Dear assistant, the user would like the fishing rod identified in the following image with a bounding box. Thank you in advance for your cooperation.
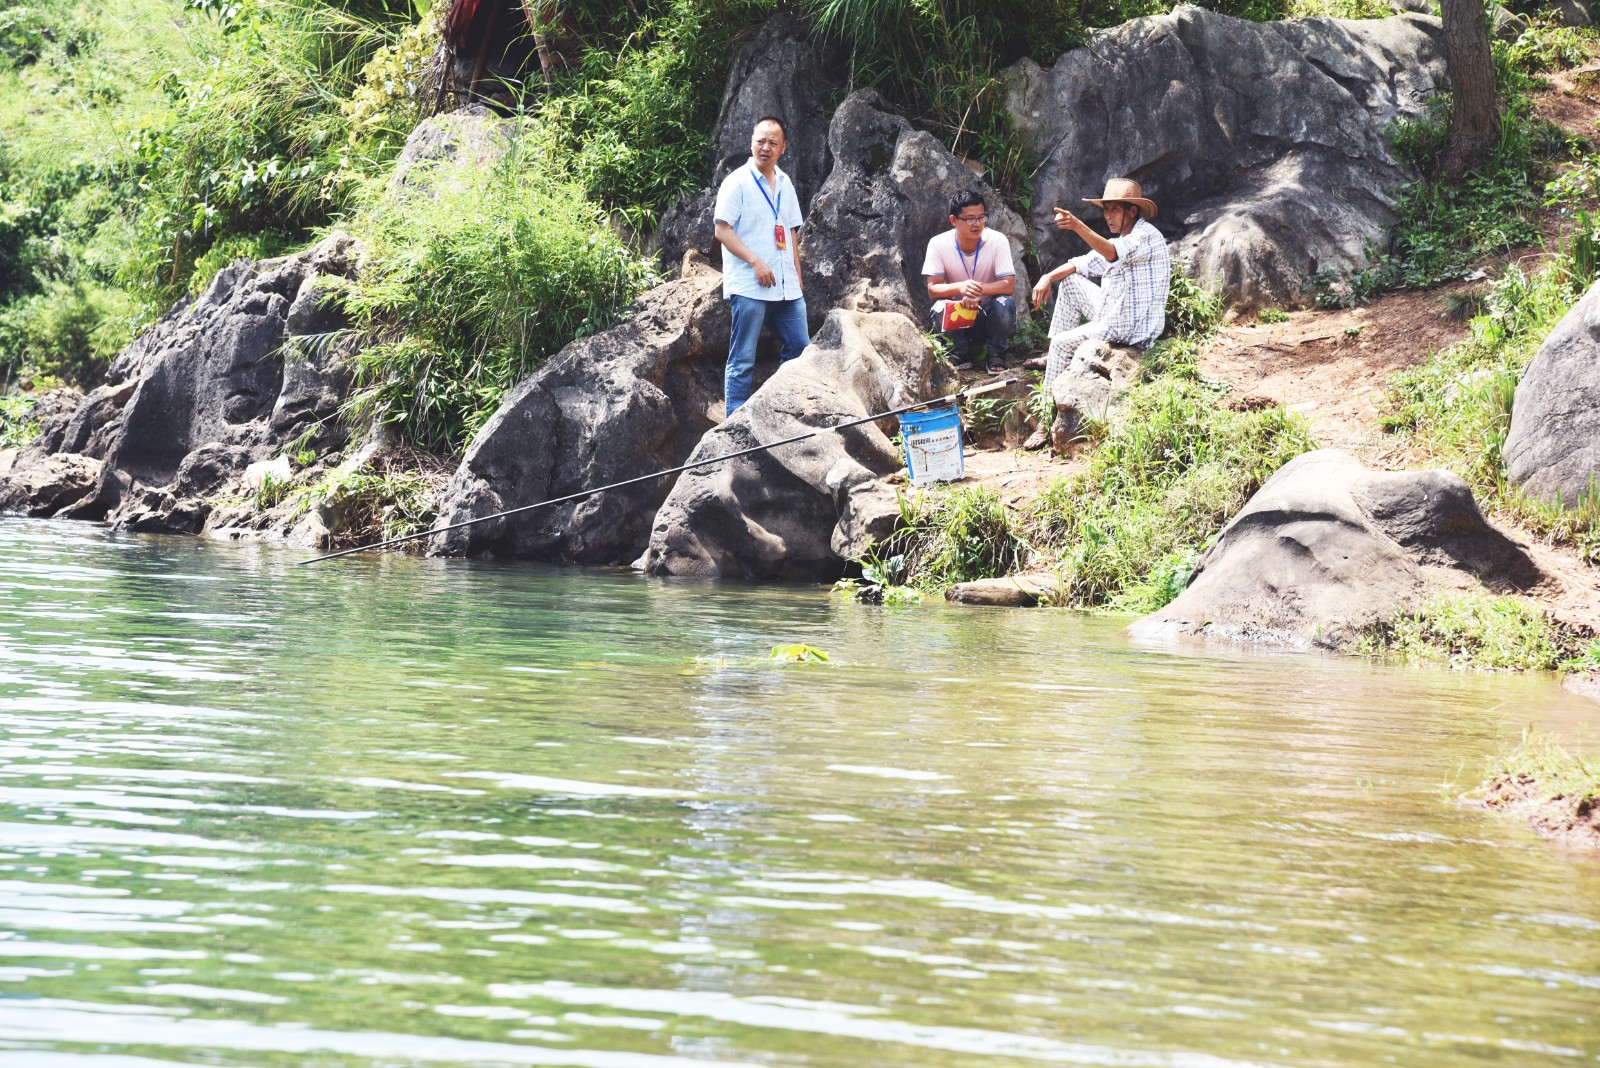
[298,377,1018,566]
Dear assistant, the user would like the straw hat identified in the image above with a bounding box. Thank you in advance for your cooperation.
[1084,178,1157,220]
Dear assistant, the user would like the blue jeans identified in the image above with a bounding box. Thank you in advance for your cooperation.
[726,293,810,415]
[930,295,1017,360]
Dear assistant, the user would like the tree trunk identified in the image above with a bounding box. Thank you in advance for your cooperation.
[1439,0,1500,176]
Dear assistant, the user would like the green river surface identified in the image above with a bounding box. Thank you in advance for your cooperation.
[1,517,1598,1068]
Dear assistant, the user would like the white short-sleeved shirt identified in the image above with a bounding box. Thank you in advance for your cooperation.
[714,163,805,302]
[921,230,1015,289]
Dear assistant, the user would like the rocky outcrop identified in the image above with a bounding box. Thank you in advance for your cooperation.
[427,262,730,563]
[1005,7,1445,308]
[1504,280,1600,510]
[1129,449,1543,649]
[655,14,843,271]
[0,233,362,533]
[800,91,1032,329]
[635,310,951,582]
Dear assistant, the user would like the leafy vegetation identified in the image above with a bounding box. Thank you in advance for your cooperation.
[1481,727,1600,803]
[0,394,40,448]
[1353,590,1578,671]
[340,135,661,453]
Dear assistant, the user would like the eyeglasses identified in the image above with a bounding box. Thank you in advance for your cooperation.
[957,214,987,223]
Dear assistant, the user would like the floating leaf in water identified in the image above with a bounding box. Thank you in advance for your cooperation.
[769,643,830,663]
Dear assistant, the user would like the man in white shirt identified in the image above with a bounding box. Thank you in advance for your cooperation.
[922,190,1017,374]
[1025,178,1171,397]
[713,116,809,415]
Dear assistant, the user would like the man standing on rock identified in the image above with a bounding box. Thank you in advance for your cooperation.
[1025,178,1171,396]
[714,116,809,416]
[923,190,1017,374]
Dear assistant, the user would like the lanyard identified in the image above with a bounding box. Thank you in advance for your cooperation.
[957,237,981,280]
[750,166,781,219]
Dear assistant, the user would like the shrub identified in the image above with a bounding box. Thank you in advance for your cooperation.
[341,136,661,453]
[871,485,1031,592]
[0,394,39,448]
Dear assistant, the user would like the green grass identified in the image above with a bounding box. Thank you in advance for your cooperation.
[339,134,661,454]
[0,394,40,449]
[1353,590,1576,671]
[861,373,1316,608]
[1482,727,1600,803]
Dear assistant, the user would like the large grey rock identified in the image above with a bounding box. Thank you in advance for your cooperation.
[0,233,362,532]
[428,264,729,564]
[636,310,952,582]
[1504,280,1600,509]
[1005,7,1445,308]
[800,90,1032,330]
[655,14,843,271]
[0,453,101,517]
[1130,449,1543,649]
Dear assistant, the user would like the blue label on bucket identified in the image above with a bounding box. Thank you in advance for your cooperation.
[900,403,964,486]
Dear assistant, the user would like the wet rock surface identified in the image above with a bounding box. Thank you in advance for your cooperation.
[1129,449,1544,649]
[1006,7,1444,308]
[1504,280,1600,510]
[635,310,952,582]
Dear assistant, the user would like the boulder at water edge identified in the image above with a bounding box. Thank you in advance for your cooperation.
[1129,449,1543,649]
[800,91,1032,329]
[654,14,843,272]
[635,310,951,582]
[0,233,361,534]
[1503,280,1600,510]
[428,263,729,564]
[1006,7,1444,308]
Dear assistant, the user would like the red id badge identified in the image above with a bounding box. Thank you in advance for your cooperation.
[774,224,787,250]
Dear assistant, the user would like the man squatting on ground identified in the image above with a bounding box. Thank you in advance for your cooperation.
[714,116,808,415]
[923,191,1018,374]
[1025,178,1171,393]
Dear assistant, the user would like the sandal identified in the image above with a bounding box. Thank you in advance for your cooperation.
[1022,426,1050,451]
[985,355,1007,374]
[1022,356,1048,371]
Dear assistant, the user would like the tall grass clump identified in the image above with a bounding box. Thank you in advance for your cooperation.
[1026,378,1316,611]
[1353,590,1573,671]
[341,138,661,454]
[1480,727,1600,803]
[866,485,1031,592]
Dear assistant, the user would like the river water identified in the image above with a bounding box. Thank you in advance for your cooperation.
[0,518,1597,1068]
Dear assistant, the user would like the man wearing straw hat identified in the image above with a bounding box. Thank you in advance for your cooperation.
[1023,178,1171,437]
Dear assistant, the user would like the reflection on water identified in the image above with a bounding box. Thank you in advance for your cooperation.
[0,517,1596,1068]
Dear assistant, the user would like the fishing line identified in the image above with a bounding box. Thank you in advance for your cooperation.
[298,377,1018,565]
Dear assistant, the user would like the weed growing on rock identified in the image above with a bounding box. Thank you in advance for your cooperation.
[1354,590,1576,671]
[871,485,1031,593]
